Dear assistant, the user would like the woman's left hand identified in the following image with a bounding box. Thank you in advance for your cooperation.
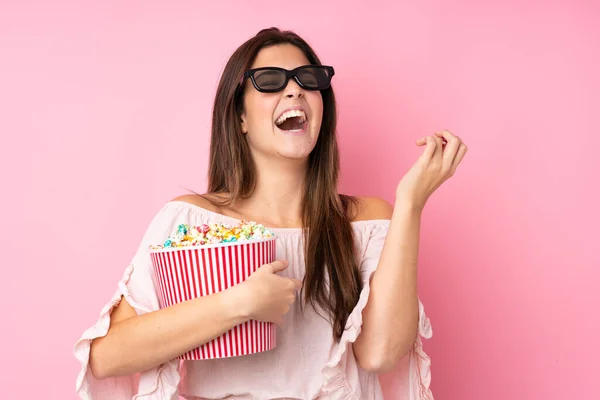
[395,130,468,211]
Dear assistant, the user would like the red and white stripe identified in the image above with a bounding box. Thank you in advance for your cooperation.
[150,239,277,360]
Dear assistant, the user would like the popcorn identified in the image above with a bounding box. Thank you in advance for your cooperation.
[150,221,275,249]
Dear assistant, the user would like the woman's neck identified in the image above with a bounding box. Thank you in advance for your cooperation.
[229,156,307,228]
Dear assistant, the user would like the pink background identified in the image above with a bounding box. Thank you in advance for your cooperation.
[1,1,598,399]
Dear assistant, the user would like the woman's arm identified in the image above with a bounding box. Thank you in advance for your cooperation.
[355,131,466,373]
[89,258,299,379]
[89,285,249,379]
[353,197,421,374]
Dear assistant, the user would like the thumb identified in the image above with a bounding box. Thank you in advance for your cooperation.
[265,260,289,273]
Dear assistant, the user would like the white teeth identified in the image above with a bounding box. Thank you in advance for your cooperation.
[275,109,306,125]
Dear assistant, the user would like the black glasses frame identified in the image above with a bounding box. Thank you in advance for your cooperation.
[241,65,335,93]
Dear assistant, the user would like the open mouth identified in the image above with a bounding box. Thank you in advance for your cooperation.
[275,109,308,132]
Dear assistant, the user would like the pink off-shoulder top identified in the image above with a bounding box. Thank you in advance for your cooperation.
[74,201,433,399]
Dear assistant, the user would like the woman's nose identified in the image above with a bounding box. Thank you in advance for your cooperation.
[283,78,304,98]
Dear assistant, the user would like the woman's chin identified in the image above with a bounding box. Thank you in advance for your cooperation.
[275,146,314,161]
[270,136,316,160]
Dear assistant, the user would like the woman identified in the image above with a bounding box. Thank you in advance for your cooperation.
[74,27,467,399]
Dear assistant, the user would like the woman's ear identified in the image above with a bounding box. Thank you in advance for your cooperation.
[240,112,248,134]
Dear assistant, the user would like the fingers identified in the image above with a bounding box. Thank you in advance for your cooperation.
[418,130,467,173]
[417,136,437,163]
[432,132,444,162]
[433,130,449,144]
[265,260,289,273]
[435,130,468,173]
[452,143,468,172]
[416,134,442,163]
[435,130,460,172]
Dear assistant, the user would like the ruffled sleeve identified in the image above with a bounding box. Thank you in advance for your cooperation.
[320,221,434,400]
[73,202,198,399]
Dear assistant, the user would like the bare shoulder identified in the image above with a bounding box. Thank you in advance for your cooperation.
[170,193,224,213]
[351,196,394,222]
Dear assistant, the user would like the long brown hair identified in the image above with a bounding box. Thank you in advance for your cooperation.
[207,27,360,340]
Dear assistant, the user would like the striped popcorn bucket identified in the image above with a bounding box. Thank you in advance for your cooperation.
[149,237,277,360]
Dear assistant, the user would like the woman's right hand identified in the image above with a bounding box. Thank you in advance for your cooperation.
[235,260,302,326]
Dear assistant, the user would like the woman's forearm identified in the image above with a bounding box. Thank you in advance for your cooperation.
[89,285,249,379]
[354,200,421,373]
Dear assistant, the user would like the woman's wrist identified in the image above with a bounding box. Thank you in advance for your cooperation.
[394,195,425,215]
[218,283,253,325]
